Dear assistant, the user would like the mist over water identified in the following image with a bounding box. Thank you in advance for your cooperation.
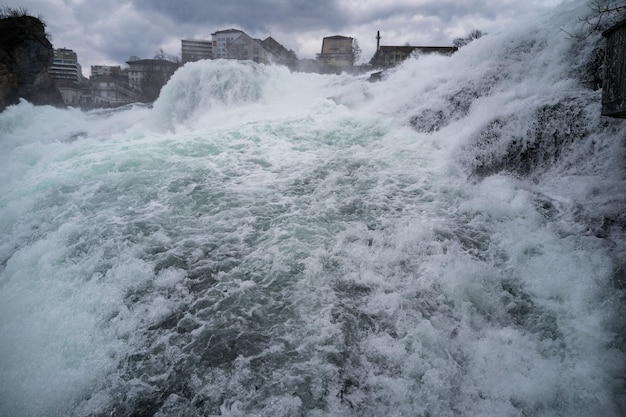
[1,2,625,416]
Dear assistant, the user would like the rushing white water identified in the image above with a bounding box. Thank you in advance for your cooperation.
[1,2,625,416]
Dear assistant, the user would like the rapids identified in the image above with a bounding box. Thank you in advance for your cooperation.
[1,2,625,416]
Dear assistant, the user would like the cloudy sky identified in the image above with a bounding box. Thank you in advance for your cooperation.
[7,0,564,76]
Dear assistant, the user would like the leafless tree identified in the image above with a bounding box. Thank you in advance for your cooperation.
[0,6,29,18]
[352,38,362,65]
[453,29,485,48]
[564,0,626,39]
[585,0,626,30]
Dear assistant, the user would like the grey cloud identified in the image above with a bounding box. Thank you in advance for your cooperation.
[131,0,346,33]
[3,0,563,73]
[346,1,497,27]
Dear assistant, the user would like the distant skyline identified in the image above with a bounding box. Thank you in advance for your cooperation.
[7,0,565,76]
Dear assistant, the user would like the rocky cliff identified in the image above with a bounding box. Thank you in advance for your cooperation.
[0,14,64,112]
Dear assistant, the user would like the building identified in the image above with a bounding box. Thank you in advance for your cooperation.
[602,18,626,118]
[181,39,213,63]
[211,29,244,59]
[126,58,180,102]
[126,58,179,91]
[227,33,270,63]
[370,45,457,68]
[55,82,86,106]
[226,34,296,66]
[317,35,354,72]
[294,58,322,73]
[261,36,297,67]
[207,29,297,67]
[91,65,122,77]
[49,48,89,106]
[89,65,136,107]
[50,48,83,84]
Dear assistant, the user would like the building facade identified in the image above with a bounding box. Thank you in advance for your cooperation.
[227,33,271,63]
[50,48,89,106]
[181,39,213,63]
[211,29,243,59]
[370,45,457,68]
[90,65,136,106]
[126,58,179,90]
[50,48,82,84]
[91,65,122,77]
[262,36,297,67]
[317,35,354,71]
[126,58,179,102]
[210,30,296,67]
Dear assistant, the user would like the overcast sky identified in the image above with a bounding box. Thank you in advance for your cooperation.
[7,0,564,76]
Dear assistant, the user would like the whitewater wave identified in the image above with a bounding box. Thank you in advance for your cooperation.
[0,1,625,416]
[149,59,354,132]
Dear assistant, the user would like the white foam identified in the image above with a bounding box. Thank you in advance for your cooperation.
[0,0,624,415]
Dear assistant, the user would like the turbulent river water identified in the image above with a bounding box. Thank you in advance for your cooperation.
[1,2,625,416]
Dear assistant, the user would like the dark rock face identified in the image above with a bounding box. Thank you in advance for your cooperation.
[0,15,64,112]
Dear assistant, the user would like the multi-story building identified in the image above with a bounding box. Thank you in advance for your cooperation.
[260,36,297,67]
[209,29,296,66]
[370,45,457,68]
[227,33,270,63]
[211,29,243,59]
[55,82,86,106]
[126,58,179,102]
[316,35,354,72]
[90,65,136,107]
[49,48,89,106]
[181,39,213,63]
[91,65,122,77]
[50,48,83,84]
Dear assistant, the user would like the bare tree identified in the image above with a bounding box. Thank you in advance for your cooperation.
[154,49,166,60]
[453,29,485,48]
[0,6,30,18]
[563,0,626,39]
[582,0,626,33]
[352,38,362,65]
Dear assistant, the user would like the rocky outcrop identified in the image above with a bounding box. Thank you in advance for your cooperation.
[0,14,64,112]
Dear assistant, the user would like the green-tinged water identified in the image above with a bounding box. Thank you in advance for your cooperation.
[1,6,626,415]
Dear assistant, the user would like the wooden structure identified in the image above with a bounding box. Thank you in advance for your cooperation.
[602,19,626,118]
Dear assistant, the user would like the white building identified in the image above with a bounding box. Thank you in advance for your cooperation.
[211,29,243,59]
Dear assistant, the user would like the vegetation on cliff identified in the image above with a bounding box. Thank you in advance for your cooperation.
[0,7,64,112]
